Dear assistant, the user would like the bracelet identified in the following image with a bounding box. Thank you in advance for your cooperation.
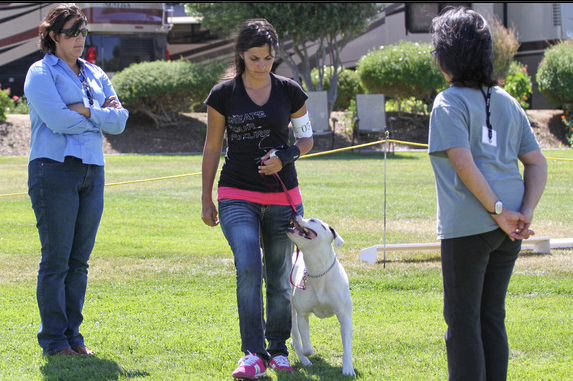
[275,146,301,166]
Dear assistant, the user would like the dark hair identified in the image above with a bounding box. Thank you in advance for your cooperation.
[430,7,497,88]
[223,19,279,80]
[38,3,87,54]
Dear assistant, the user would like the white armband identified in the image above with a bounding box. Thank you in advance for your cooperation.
[291,112,313,138]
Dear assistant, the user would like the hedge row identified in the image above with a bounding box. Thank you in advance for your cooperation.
[5,39,573,129]
[111,60,224,127]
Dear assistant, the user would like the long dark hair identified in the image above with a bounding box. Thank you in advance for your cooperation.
[39,3,87,54]
[223,19,279,80]
[430,7,497,88]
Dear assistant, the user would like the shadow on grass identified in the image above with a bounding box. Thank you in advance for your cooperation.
[377,253,442,265]
[41,355,149,381]
[275,356,358,380]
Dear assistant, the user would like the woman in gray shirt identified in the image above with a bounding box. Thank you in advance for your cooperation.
[428,7,547,381]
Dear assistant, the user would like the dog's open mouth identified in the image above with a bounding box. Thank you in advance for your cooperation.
[288,219,317,240]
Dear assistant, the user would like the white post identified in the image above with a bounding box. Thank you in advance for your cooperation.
[383,130,389,268]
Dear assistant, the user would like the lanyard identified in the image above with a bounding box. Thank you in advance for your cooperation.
[479,86,493,141]
[79,67,94,107]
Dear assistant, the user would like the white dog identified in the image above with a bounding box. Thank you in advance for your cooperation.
[287,215,355,376]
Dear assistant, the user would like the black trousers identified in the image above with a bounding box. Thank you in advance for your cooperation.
[441,228,521,381]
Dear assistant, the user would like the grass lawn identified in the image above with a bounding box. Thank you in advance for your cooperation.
[1,149,572,380]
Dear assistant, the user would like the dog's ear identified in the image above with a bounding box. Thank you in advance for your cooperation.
[329,226,344,248]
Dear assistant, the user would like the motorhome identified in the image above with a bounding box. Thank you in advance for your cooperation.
[0,2,172,96]
[360,3,573,109]
[278,3,573,110]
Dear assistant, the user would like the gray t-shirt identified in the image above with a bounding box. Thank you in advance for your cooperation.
[428,85,540,239]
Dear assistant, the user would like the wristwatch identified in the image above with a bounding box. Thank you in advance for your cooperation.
[489,200,503,215]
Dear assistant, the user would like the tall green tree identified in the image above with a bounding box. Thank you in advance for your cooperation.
[186,3,382,113]
[489,16,520,82]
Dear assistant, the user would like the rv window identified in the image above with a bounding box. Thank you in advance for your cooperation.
[406,3,471,34]
[168,23,218,44]
[83,34,167,73]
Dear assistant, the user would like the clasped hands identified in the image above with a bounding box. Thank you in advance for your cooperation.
[492,208,535,241]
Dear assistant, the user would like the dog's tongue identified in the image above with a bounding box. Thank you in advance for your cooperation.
[306,228,317,239]
[299,226,316,239]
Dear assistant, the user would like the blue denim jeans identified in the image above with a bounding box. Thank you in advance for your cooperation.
[28,157,104,354]
[441,228,521,381]
[219,199,302,362]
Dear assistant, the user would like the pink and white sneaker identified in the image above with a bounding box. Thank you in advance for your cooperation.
[269,355,295,372]
[232,352,266,379]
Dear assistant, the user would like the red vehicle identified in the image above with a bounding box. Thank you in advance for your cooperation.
[0,2,172,96]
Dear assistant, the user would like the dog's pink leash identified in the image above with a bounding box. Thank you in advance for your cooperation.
[291,248,306,290]
[261,156,306,290]
[264,156,336,289]
[261,156,298,214]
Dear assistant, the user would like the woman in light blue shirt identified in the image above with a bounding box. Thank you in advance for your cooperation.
[24,3,128,356]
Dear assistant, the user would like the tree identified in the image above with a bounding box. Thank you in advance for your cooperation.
[489,16,520,82]
[186,3,383,113]
[310,66,365,111]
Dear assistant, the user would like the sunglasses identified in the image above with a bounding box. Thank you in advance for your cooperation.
[60,27,89,38]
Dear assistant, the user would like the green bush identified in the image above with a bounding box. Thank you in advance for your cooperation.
[0,92,34,118]
[111,60,224,127]
[386,97,429,114]
[8,95,29,114]
[502,61,532,109]
[310,66,365,111]
[356,41,447,111]
[0,87,11,123]
[537,39,573,112]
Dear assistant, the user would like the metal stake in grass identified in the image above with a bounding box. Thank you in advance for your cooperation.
[383,129,389,268]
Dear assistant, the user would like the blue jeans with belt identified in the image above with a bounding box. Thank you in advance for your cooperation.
[441,228,521,381]
[28,157,104,354]
[218,199,302,362]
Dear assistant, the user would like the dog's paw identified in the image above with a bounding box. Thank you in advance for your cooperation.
[342,365,356,376]
[299,357,312,367]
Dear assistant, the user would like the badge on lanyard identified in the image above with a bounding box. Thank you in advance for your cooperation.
[482,125,497,146]
[480,87,496,147]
